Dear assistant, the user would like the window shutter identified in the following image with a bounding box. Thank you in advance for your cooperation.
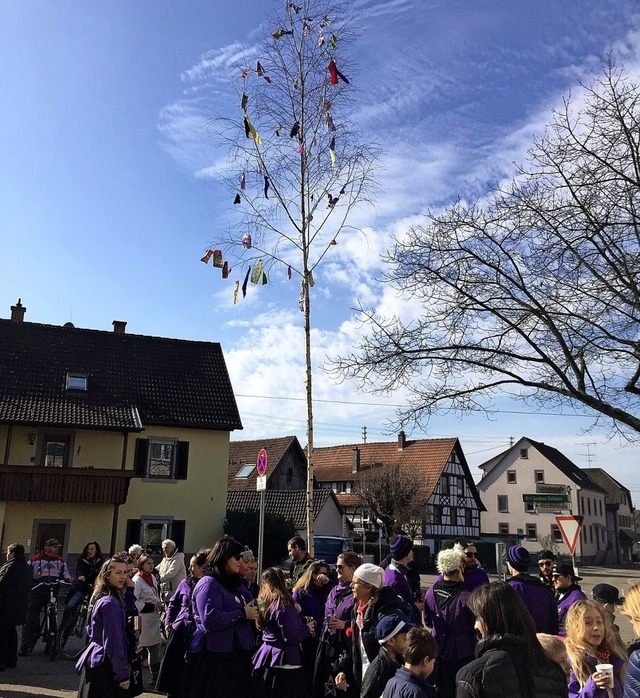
[171,520,186,552]
[175,442,189,480]
[125,519,142,549]
[134,439,148,477]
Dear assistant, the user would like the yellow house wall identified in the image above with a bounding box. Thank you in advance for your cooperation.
[0,501,114,555]
[117,426,229,553]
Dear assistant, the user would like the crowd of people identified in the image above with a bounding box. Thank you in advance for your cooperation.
[2,534,640,697]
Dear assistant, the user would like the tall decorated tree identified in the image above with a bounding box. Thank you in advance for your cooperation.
[202,0,377,553]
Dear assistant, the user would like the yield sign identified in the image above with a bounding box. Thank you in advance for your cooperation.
[555,515,584,555]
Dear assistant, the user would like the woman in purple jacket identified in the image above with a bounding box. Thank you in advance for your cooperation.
[254,567,314,698]
[76,555,131,697]
[190,537,259,698]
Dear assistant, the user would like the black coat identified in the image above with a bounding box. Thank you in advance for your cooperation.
[455,634,568,698]
[0,557,33,625]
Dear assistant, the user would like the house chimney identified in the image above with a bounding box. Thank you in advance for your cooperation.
[352,447,360,473]
[11,299,26,322]
[398,430,406,451]
[112,320,127,334]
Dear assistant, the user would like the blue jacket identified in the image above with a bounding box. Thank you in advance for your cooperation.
[192,575,254,653]
[383,666,436,698]
[623,642,640,698]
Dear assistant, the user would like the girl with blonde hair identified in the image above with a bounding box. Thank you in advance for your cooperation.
[564,599,627,698]
[621,583,640,697]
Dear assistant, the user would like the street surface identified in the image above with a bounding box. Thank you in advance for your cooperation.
[2,565,639,698]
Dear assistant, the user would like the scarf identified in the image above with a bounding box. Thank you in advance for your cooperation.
[140,571,155,588]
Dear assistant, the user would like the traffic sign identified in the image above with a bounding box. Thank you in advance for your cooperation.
[535,503,570,512]
[256,475,267,491]
[555,515,584,555]
[256,448,268,476]
[536,484,568,494]
[522,494,569,504]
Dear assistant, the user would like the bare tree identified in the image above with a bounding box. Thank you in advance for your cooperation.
[354,465,426,538]
[331,64,640,439]
[209,0,377,554]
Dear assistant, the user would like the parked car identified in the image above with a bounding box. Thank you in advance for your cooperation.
[313,536,353,565]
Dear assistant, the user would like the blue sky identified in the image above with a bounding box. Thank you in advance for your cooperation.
[2,0,639,500]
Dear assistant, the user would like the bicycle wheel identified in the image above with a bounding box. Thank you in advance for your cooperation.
[59,612,88,660]
[46,606,58,661]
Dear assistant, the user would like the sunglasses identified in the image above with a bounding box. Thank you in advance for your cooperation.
[539,561,554,566]
[465,552,477,557]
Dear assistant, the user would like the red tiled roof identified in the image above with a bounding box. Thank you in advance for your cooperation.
[228,436,303,491]
[313,437,459,500]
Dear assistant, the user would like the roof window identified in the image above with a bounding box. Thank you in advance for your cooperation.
[66,373,88,391]
[235,464,255,478]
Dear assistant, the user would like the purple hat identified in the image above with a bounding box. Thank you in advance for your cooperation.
[390,535,413,560]
[506,545,531,572]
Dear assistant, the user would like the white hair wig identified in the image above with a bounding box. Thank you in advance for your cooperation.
[437,543,465,575]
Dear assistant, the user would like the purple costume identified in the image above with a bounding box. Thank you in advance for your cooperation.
[434,566,489,593]
[507,574,559,634]
[191,575,254,653]
[384,563,416,616]
[253,602,311,668]
[293,586,327,635]
[320,580,355,639]
[166,577,191,632]
[568,652,625,698]
[76,594,129,683]
[557,585,588,636]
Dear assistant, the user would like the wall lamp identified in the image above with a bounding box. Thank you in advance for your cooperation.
[28,433,37,446]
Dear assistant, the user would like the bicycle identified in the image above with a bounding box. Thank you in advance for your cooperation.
[59,593,90,660]
[34,581,68,661]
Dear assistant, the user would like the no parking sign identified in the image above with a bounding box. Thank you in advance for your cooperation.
[256,448,268,476]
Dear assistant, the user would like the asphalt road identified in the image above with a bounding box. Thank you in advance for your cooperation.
[2,565,639,698]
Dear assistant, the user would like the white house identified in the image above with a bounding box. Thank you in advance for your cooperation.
[477,437,607,562]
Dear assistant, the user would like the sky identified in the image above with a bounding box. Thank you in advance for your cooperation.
[2,0,639,501]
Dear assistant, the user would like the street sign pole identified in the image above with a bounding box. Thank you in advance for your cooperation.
[256,449,268,576]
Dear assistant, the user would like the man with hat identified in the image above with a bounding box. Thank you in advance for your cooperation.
[460,542,489,592]
[536,549,557,588]
[384,535,422,622]
[553,562,586,635]
[505,545,559,634]
[592,583,623,636]
[361,612,415,698]
[18,538,73,656]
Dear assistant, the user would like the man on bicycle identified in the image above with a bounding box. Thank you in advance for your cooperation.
[18,539,73,656]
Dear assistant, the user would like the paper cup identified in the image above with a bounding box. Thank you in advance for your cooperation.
[595,663,614,683]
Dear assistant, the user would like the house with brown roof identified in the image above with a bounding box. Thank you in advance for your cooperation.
[583,468,638,564]
[0,300,242,557]
[228,436,307,492]
[313,432,485,546]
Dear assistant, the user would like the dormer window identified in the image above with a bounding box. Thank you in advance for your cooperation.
[66,373,88,391]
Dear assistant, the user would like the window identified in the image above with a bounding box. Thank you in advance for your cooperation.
[580,497,584,514]
[432,506,442,525]
[499,522,509,535]
[134,438,189,481]
[525,501,535,513]
[599,499,603,517]
[520,448,529,459]
[40,433,71,467]
[587,498,592,516]
[66,373,88,390]
[498,495,509,513]
[456,476,465,494]
[534,470,545,484]
[507,470,517,484]
[465,509,473,527]
[126,517,185,556]
[441,477,450,495]
[526,524,537,539]
[589,525,593,544]
[450,508,458,526]
[551,524,562,543]
[235,464,255,478]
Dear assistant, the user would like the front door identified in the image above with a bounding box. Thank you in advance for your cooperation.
[34,522,67,554]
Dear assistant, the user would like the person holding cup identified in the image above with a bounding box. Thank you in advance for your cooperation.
[253,567,314,698]
[564,599,627,697]
[621,583,640,698]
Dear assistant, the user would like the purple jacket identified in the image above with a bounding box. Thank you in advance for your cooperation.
[385,563,414,609]
[557,585,588,635]
[252,602,311,668]
[293,586,327,636]
[320,580,355,641]
[434,566,489,593]
[423,580,476,661]
[507,574,559,634]
[568,652,625,698]
[166,577,192,632]
[192,575,254,653]
[76,594,129,683]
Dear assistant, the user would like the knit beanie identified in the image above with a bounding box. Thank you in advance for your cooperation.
[354,563,385,590]
[390,535,413,560]
[506,545,531,573]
